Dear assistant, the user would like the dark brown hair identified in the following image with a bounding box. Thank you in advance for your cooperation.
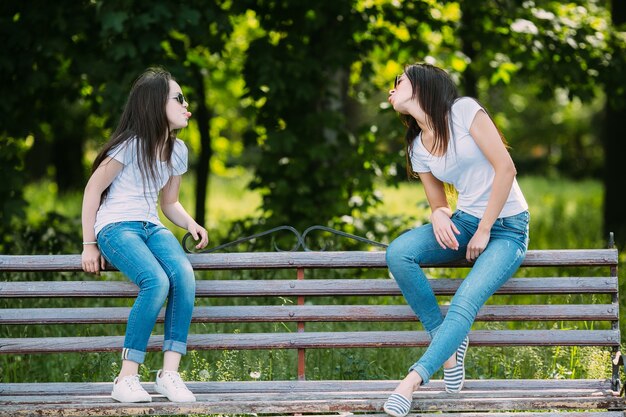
[400,63,507,178]
[92,67,177,199]
[400,63,459,178]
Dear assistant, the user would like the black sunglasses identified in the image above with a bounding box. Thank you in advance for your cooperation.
[394,74,402,89]
[171,92,187,105]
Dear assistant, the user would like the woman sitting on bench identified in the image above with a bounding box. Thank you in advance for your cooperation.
[383,63,530,417]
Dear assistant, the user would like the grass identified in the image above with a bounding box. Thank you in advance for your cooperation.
[25,171,605,248]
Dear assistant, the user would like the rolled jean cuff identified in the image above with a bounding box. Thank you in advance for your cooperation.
[122,347,146,364]
[408,363,430,385]
[163,339,187,356]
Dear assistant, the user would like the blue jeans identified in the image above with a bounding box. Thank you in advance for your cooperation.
[97,221,196,364]
[385,210,529,384]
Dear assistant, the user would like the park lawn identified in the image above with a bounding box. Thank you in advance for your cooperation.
[24,171,604,250]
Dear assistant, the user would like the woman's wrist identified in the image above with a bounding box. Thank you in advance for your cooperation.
[431,207,451,218]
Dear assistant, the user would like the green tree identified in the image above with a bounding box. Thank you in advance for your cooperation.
[457,0,624,248]
[0,1,234,228]
[235,0,437,229]
[602,0,626,249]
[434,0,620,245]
[0,1,96,193]
[88,0,233,225]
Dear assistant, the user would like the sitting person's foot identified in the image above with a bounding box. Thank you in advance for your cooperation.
[443,335,469,393]
[383,372,420,417]
[111,374,152,403]
[155,369,197,402]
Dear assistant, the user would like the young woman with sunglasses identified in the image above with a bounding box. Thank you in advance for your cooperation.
[81,68,208,403]
[382,63,529,417]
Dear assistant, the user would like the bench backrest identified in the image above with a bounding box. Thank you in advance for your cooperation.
[0,249,619,381]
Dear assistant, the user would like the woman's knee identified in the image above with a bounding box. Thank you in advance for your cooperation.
[447,294,481,325]
[386,236,427,269]
[136,271,170,304]
[386,238,409,268]
[170,260,196,294]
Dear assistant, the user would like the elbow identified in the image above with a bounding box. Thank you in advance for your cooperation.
[84,180,102,200]
[497,161,517,179]
[160,200,176,213]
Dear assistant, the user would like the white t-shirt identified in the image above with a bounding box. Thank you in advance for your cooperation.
[94,137,188,236]
[410,97,528,218]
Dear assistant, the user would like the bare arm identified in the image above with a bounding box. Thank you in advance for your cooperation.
[419,171,461,250]
[160,176,209,250]
[466,109,518,260]
[81,158,123,274]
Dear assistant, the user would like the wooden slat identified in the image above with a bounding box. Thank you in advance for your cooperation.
[0,330,619,354]
[1,389,616,403]
[0,392,623,416]
[277,414,625,417]
[1,409,622,417]
[0,304,618,324]
[1,380,622,416]
[0,277,618,298]
[0,248,618,271]
[0,390,618,403]
[0,378,614,395]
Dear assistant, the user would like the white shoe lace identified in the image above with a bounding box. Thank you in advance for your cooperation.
[162,371,189,391]
[122,375,144,392]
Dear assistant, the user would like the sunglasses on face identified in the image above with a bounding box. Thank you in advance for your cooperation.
[171,92,187,105]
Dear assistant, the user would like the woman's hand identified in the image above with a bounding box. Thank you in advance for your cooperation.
[430,208,461,250]
[81,245,106,275]
[466,228,490,262]
[187,222,209,250]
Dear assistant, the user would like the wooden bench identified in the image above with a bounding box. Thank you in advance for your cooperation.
[0,237,623,417]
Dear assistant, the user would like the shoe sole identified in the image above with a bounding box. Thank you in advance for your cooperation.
[111,392,152,403]
[383,404,408,417]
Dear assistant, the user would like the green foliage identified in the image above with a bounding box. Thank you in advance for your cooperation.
[236,1,371,228]
[0,137,27,235]
[6,212,81,255]
[2,0,625,235]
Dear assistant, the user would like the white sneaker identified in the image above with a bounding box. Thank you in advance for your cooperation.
[155,369,197,402]
[111,374,152,403]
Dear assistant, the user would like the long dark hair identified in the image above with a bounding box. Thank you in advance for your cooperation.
[92,67,176,199]
[401,63,507,178]
[401,63,459,178]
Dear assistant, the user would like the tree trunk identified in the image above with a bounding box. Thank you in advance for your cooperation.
[603,0,626,250]
[26,103,86,192]
[459,0,478,98]
[192,66,213,226]
[53,118,85,192]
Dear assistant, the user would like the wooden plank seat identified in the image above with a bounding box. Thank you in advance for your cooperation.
[0,380,623,416]
[0,248,623,417]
